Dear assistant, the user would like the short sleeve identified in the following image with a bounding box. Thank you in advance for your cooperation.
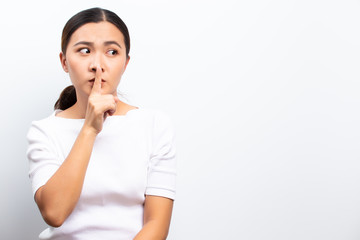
[26,121,61,197]
[145,111,177,200]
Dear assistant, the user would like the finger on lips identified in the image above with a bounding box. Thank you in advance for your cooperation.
[88,67,120,119]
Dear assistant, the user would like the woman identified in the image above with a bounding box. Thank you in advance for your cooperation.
[26,7,176,240]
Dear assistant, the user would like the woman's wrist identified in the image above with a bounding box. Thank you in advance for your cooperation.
[80,124,99,138]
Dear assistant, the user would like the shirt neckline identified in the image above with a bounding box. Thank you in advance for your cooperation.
[52,107,140,120]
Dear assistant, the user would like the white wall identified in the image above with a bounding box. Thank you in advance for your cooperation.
[1,0,360,239]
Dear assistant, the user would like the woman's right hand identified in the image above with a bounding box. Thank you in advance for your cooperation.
[83,66,118,135]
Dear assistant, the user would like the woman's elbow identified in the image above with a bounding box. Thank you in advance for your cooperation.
[35,187,67,227]
[41,208,66,228]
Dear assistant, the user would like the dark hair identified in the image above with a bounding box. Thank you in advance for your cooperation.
[54,7,130,110]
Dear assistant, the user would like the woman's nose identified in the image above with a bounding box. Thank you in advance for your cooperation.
[89,55,104,73]
[90,65,104,73]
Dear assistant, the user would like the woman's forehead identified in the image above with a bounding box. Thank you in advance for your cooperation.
[69,21,125,44]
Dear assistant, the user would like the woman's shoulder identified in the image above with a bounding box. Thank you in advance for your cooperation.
[27,111,60,140]
[29,109,83,134]
[116,101,169,119]
[134,106,172,120]
[113,101,137,116]
[140,107,174,130]
[31,111,58,125]
[120,105,174,131]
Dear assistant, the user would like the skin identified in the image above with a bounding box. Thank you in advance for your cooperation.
[35,21,173,240]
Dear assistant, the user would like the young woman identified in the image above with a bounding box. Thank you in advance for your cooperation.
[26,7,176,240]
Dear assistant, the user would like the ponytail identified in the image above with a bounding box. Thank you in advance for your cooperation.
[54,85,77,110]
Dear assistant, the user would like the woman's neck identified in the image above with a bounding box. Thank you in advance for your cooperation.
[72,101,88,119]
[57,97,136,119]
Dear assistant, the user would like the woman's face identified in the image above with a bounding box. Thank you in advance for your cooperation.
[60,21,129,97]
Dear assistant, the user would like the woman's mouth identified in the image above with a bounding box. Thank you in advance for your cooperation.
[88,79,106,88]
[89,78,106,82]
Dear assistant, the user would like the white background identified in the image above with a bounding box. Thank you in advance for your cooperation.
[1,0,360,239]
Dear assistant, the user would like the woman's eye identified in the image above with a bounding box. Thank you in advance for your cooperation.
[79,48,90,54]
[107,50,118,56]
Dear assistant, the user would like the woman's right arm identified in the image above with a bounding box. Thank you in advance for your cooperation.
[35,126,97,227]
[35,67,117,227]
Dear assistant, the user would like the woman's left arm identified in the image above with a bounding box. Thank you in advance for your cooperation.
[133,195,174,240]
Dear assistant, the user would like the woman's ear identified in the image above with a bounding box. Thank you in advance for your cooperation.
[124,55,130,71]
[59,52,69,72]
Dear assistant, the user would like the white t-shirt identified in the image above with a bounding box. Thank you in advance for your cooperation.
[26,108,176,240]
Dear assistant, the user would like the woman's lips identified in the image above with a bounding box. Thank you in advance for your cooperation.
[89,78,106,82]
[89,79,106,87]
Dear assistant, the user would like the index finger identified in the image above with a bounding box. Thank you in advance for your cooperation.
[91,66,102,94]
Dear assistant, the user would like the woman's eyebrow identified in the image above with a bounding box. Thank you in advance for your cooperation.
[104,41,122,48]
[73,41,93,47]
[73,41,121,48]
